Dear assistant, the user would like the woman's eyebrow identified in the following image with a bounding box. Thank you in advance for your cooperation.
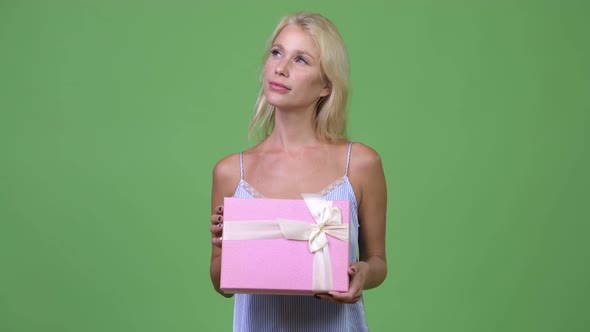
[272,43,316,60]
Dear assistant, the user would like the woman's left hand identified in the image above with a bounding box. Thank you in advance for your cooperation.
[315,261,368,304]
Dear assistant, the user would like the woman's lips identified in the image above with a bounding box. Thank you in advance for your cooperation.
[269,81,290,92]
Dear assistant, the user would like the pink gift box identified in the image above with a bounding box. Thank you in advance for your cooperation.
[220,196,350,295]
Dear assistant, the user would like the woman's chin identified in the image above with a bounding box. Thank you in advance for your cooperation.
[264,96,288,109]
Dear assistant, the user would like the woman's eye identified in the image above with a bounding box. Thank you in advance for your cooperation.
[271,49,281,56]
[295,57,308,64]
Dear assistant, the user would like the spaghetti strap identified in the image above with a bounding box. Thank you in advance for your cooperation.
[239,152,244,180]
[345,142,353,176]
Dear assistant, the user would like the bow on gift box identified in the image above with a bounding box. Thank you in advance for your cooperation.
[223,194,350,291]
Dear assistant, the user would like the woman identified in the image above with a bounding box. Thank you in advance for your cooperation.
[209,12,387,331]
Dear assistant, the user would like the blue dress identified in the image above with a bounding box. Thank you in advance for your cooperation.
[231,143,370,331]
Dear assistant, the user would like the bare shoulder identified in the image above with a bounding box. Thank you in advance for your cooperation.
[213,153,240,179]
[350,142,384,172]
[348,142,386,205]
[212,153,241,198]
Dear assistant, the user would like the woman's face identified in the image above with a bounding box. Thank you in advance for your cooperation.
[263,24,331,112]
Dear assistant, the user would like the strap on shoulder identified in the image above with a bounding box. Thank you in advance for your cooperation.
[345,142,353,176]
[239,152,244,180]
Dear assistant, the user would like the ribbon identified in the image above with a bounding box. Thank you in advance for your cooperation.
[223,194,349,291]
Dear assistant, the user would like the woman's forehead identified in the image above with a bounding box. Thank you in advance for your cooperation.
[273,24,320,57]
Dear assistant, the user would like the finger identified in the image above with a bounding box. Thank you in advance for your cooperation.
[316,293,359,304]
[328,293,360,304]
[328,291,354,303]
[329,280,363,303]
[211,236,223,248]
[210,223,223,236]
[336,284,363,301]
[214,205,224,215]
[210,214,223,224]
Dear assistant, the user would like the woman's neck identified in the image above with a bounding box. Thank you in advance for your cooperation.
[265,106,321,152]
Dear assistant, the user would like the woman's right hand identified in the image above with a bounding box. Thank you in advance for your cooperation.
[210,205,224,248]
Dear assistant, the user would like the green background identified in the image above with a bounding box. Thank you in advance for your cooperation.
[1,0,589,331]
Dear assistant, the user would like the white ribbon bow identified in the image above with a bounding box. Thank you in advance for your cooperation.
[223,194,349,291]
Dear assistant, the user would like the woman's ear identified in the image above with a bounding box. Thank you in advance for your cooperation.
[320,82,332,97]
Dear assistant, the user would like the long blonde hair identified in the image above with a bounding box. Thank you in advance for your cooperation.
[248,12,350,141]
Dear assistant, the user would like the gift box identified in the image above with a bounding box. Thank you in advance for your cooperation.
[220,194,350,295]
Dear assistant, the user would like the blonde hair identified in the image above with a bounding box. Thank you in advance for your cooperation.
[248,12,350,141]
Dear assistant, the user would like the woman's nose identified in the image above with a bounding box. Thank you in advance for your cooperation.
[274,59,289,77]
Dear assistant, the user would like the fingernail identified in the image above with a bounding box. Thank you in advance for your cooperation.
[217,216,222,222]
[218,206,222,212]
[217,223,222,228]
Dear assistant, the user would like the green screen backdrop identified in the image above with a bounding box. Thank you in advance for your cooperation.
[1,1,588,331]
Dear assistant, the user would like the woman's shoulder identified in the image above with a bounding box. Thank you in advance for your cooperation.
[351,142,382,162]
[213,141,264,175]
[349,142,384,173]
[348,142,386,205]
[212,152,241,182]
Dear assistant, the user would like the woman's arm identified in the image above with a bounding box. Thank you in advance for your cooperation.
[321,143,388,303]
[210,154,240,297]
[356,143,388,290]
